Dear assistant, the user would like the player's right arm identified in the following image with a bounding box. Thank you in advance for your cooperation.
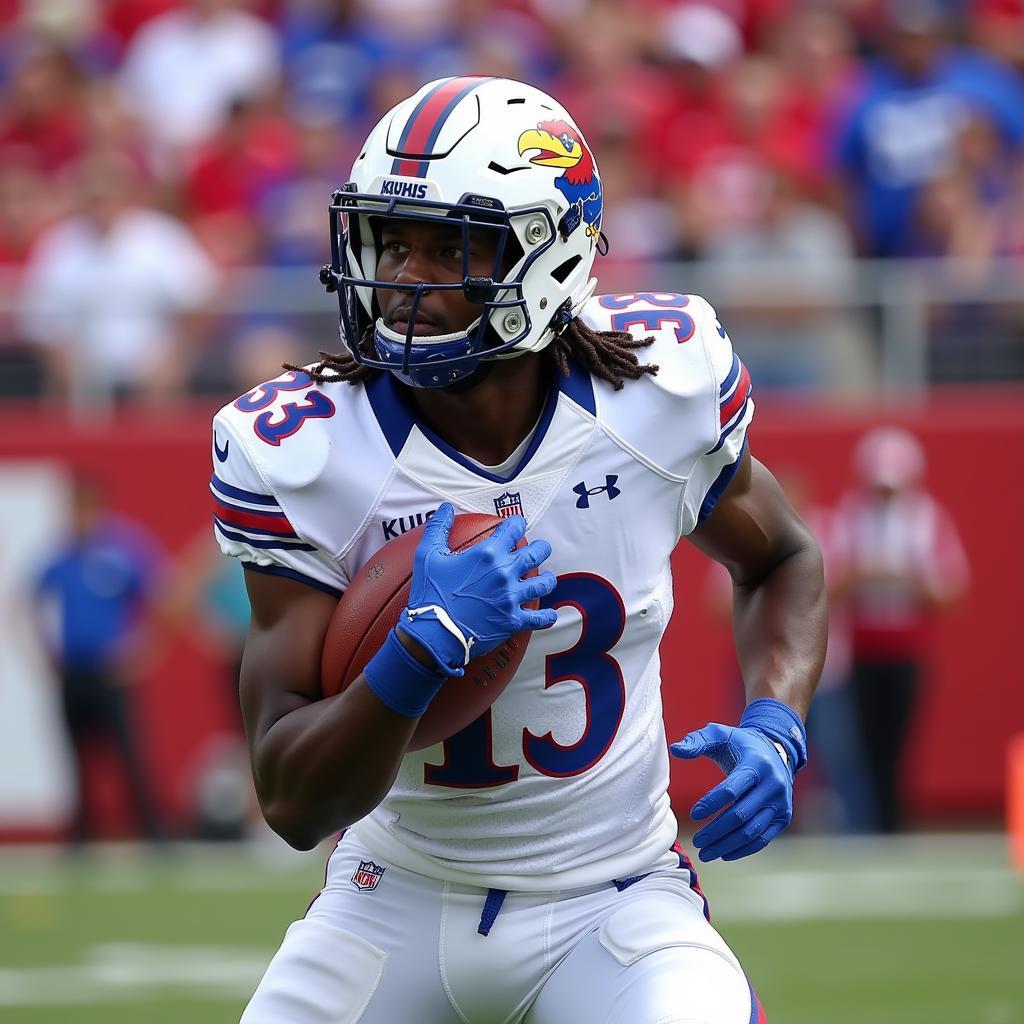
[237,503,556,851]
[213,397,434,847]
[239,569,423,851]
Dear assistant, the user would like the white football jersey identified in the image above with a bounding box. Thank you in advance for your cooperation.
[212,292,753,891]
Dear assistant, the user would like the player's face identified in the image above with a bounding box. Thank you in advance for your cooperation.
[375,220,501,336]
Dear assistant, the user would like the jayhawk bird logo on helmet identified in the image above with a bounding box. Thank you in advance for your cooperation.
[518,120,603,239]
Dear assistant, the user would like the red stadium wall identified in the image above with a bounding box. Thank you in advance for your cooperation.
[663,390,1024,826]
[0,392,1019,838]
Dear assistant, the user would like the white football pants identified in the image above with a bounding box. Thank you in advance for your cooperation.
[240,835,765,1024]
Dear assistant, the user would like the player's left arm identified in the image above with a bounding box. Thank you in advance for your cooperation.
[673,448,827,861]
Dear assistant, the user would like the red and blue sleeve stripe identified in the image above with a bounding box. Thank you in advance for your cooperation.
[709,353,752,454]
[211,473,280,508]
[391,76,495,177]
[212,495,296,537]
[210,473,312,551]
[215,521,315,552]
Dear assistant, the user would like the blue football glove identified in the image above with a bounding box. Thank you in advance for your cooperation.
[397,501,558,676]
[670,698,808,862]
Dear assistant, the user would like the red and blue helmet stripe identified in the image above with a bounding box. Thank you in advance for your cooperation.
[391,76,495,177]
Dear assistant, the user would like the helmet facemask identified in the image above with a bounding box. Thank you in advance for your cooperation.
[325,187,556,389]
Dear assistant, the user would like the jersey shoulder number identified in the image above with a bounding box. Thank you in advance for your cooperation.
[581,291,753,533]
[232,369,336,447]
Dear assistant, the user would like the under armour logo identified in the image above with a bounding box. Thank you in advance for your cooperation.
[573,475,621,509]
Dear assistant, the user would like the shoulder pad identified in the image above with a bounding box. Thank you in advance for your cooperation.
[578,292,753,532]
[212,368,396,589]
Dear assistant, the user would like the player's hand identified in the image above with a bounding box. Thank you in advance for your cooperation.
[398,502,558,675]
[670,722,795,862]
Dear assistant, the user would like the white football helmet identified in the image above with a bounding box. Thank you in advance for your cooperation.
[320,76,604,388]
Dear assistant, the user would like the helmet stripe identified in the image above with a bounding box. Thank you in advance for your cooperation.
[391,76,494,177]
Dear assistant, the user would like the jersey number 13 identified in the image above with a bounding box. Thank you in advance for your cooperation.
[423,573,626,788]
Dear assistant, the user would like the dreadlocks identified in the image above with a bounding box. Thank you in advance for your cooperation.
[286,319,659,391]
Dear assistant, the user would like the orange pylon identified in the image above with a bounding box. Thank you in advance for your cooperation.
[1009,735,1024,871]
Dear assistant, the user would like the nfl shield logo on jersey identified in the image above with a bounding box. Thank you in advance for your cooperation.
[494,491,524,518]
[351,860,386,891]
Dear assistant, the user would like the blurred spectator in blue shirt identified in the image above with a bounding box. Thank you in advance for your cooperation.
[33,474,167,845]
[279,0,378,129]
[279,0,470,132]
[911,112,1024,380]
[833,0,1024,256]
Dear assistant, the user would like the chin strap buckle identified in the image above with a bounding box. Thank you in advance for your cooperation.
[551,300,574,334]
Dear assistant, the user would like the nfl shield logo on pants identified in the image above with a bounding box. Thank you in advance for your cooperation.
[494,491,524,518]
[351,860,386,891]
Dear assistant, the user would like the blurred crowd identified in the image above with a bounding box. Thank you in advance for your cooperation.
[1,0,1023,402]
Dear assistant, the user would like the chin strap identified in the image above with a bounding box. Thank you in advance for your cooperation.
[374,318,480,348]
[544,277,600,342]
[571,277,598,318]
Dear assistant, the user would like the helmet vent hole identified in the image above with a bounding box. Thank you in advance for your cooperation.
[550,255,582,284]
[488,161,526,175]
[507,98,526,105]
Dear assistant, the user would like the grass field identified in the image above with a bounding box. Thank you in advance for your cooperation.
[0,833,1020,1023]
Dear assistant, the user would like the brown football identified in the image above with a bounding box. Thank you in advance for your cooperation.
[320,513,534,751]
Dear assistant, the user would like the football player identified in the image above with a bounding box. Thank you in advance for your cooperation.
[214,77,826,1023]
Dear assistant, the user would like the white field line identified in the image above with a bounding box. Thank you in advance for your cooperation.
[704,869,1023,921]
[0,869,1019,930]
[0,943,269,1005]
